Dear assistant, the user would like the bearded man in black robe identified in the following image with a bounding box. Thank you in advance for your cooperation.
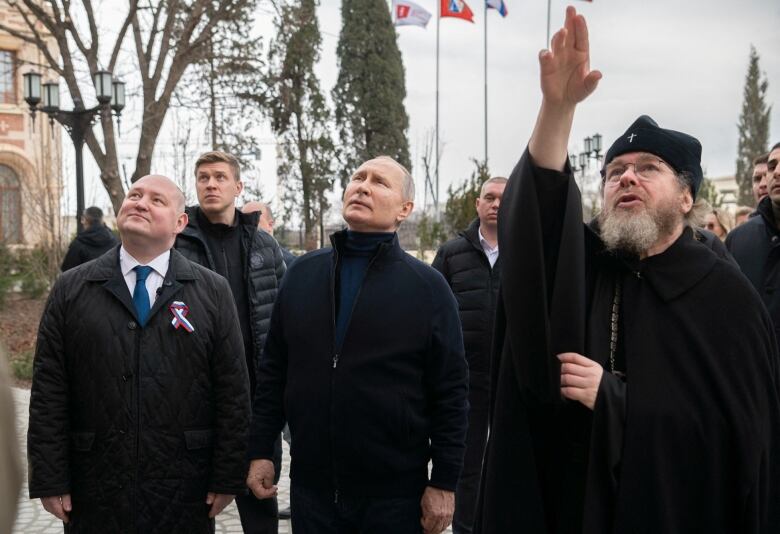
[476,7,780,534]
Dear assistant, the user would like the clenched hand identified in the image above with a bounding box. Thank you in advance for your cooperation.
[420,486,454,534]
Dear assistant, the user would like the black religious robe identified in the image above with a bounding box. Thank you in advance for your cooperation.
[475,150,780,533]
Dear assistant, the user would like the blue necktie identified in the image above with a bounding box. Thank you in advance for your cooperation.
[133,265,153,327]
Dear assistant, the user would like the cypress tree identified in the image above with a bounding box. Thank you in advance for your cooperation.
[735,46,771,207]
[268,0,335,250]
[333,0,411,187]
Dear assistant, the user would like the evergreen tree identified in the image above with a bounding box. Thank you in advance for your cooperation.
[177,1,266,164]
[333,0,410,187]
[268,0,335,250]
[443,159,490,237]
[735,46,771,207]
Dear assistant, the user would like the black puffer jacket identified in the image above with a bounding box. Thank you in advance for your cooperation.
[175,207,285,385]
[432,219,500,380]
[726,196,780,339]
[28,247,250,533]
[61,224,118,271]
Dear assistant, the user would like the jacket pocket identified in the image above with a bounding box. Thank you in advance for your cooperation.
[69,431,96,451]
[184,429,215,450]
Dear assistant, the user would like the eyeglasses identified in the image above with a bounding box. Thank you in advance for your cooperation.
[603,156,675,184]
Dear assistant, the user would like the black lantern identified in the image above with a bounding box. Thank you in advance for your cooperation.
[93,70,112,105]
[23,71,42,107]
[42,81,59,112]
[111,79,125,114]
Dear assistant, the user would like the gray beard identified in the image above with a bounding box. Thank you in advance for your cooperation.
[598,202,681,256]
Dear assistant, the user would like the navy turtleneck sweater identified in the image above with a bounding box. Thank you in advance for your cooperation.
[335,230,395,350]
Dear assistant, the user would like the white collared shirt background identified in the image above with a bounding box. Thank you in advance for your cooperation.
[120,246,170,306]
[478,228,499,268]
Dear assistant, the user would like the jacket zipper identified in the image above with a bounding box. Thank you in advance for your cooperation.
[329,249,340,504]
[329,243,386,503]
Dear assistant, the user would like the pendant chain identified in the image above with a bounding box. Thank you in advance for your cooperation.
[609,278,622,374]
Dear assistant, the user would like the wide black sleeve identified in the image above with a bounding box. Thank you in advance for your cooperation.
[425,276,469,491]
[497,148,587,402]
[582,372,626,527]
[247,287,288,460]
[28,279,71,498]
[209,276,252,494]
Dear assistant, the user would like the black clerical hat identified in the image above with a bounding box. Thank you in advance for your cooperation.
[602,115,704,198]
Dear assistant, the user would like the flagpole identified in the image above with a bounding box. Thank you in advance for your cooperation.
[546,0,551,46]
[484,1,488,166]
[435,0,440,212]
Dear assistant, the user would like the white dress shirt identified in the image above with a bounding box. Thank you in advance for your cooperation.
[478,228,499,268]
[120,246,170,306]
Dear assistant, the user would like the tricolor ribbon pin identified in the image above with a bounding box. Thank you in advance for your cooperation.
[169,301,195,332]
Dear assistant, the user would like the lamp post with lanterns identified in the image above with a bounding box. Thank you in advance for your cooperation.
[22,70,125,233]
[569,132,603,178]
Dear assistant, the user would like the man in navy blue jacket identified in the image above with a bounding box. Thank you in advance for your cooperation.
[246,156,469,534]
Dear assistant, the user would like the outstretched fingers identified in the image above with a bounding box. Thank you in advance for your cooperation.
[572,10,590,53]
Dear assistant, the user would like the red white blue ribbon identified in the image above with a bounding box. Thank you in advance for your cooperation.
[169,301,194,332]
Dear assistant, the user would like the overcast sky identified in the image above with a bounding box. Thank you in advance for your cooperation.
[75,0,779,216]
[312,0,780,199]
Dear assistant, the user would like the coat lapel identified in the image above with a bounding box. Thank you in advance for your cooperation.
[86,246,199,326]
[148,249,197,324]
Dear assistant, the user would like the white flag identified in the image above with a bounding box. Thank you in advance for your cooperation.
[392,0,433,28]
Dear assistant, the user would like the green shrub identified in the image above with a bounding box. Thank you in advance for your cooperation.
[11,350,34,381]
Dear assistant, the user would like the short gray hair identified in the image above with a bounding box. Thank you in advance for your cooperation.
[376,155,415,202]
[480,176,508,196]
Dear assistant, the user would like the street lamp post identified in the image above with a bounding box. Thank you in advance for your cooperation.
[22,70,125,233]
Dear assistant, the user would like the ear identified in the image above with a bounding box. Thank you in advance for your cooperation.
[475,197,480,210]
[236,180,244,197]
[174,212,189,235]
[681,189,694,215]
[395,200,414,225]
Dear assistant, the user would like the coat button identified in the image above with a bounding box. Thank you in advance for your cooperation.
[128,321,137,330]
[773,236,779,242]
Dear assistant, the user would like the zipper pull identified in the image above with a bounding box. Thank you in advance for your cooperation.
[334,489,339,504]
[333,354,339,369]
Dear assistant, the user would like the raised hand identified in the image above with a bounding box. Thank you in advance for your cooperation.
[540,5,602,107]
[529,6,602,170]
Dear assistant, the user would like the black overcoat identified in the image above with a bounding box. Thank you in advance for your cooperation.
[476,151,780,533]
[28,247,251,534]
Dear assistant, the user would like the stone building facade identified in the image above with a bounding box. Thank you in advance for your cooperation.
[0,9,61,249]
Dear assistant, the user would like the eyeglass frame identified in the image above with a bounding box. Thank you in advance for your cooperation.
[600,154,677,185]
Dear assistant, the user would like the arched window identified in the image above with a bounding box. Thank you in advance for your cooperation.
[0,164,21,243]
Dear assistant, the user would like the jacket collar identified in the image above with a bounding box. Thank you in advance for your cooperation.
[635,227,717,302]
[461,218,483,251]
[330,228,405,263]
[183,205,258,235]
[756,196,780,234]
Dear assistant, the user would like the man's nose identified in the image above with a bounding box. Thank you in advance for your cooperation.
[618,168,639,187]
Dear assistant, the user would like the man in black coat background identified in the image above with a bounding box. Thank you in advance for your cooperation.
[174,151,286,534]
[28,175,251,533]
[60,206,118,271]
[476,7,780,534]
[432,176,505,534]
[246,156,469,534]
[727,142,780,340]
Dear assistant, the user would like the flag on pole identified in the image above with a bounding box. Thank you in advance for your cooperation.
[441,0,475,22]
[393,0,433,27]
[486,0,508,16]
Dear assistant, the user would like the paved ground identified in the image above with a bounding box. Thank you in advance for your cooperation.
[11,388,453,533]
[11,387,291,534]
